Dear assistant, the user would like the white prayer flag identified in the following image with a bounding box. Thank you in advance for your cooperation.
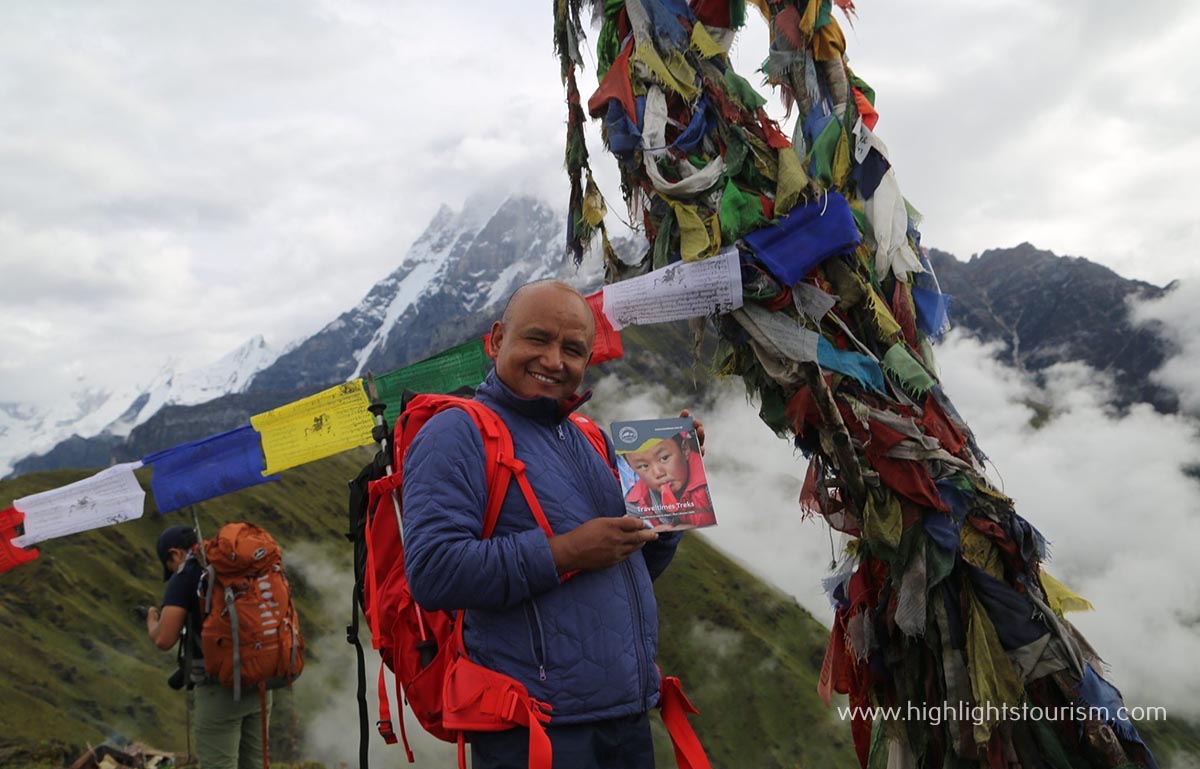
[13,462,146,547]
[602,248,743,330]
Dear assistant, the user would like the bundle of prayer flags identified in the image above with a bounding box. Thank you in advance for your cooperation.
[559,0,1156,766]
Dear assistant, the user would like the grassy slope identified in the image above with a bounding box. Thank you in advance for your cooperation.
[1,458,1196,769]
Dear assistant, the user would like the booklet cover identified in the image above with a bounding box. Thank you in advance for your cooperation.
[610,417,717,531]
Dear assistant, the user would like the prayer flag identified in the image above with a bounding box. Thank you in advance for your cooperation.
[13,462,146,547]
[143,425,279,513]
[0,507,38,575]
[742,191,860,285]
[375,339,493,427]
[585,290,625,366]
[251,381,376,475]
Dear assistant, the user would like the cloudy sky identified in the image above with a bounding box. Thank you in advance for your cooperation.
[1,0,1198,411]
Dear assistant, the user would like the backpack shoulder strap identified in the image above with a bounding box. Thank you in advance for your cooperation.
[401,396,553,542]
[568,413,618,480]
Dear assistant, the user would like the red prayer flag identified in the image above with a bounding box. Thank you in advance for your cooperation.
[853,87,879,131]
[585,290,625,365]
[587,40,637,121]
[0,507,39,576]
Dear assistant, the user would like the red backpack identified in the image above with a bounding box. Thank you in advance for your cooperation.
[345,393,711,769]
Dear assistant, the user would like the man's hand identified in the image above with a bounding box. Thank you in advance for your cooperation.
[680,409,705,455]
[550,516,658,574]
[145,605,160,633]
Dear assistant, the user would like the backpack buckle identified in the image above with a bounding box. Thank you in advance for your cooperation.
[501,691,521,722]
[377,719,398,745]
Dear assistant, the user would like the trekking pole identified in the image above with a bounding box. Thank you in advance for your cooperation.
[364,374,436,667]
[189,507,208,568]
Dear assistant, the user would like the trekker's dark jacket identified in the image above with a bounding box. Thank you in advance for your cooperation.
[401,371,680,724]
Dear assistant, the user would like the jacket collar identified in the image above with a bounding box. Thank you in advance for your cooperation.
[477,369,593,424]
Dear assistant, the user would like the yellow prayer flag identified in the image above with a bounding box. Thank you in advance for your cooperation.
[582,174,607,228]
[1040,570,1095,617]
[690,22,727,61]
[251,380,376,475]
[800,0,820,35]
[965,588,1025,745]
[635,42,700,100]
[812,19,846,61]
[669,201,711,262]
[775,147,809,215]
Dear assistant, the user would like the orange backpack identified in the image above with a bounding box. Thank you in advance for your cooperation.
[201,522,305,701]
[346,393,711,769]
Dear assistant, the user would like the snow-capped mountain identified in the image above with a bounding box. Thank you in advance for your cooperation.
[0,335,278,478]
[249,194,602,393]
[6,195,603,476]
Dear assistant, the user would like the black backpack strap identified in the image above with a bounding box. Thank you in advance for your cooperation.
[347,455,385,769]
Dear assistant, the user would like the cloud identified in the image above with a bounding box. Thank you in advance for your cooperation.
[286,543,458,767]
[1131,280,1200,414]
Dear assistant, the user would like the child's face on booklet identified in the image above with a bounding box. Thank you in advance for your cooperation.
[626,438,689,494]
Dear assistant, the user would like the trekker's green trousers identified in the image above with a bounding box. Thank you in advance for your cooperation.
[192,684,273,769]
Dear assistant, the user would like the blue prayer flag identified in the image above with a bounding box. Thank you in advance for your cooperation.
[912,286,951,337]
[144,425,279,513]
[742,191,861,285]
[817,336,885,393]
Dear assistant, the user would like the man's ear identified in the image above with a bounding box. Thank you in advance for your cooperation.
[488,321,505,358]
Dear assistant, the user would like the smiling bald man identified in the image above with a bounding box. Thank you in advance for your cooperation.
[401,280,680,769]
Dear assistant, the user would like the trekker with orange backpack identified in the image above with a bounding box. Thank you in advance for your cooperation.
[401,280,699,769]
[147,522,302,769]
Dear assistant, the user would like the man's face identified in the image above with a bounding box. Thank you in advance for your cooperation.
[491,284,594,401]
[625,439,690,495]
[164,548,187,573]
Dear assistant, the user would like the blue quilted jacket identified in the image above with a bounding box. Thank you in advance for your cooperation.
[401,371,680,724]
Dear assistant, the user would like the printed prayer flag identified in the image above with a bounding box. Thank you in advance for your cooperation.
[13,462,146,547]
[143,424,280,513]
[251,380,376,474]
[602,247,743,329]
[375,339,493,427]
[0,507,38,575]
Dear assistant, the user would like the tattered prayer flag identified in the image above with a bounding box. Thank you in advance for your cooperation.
[742,191,860,285]
[143,425,279,514]
[817,336,885,393]
[912,285,951,337]
[375,339,493,426]
[1040,570,1094,617]
[0,507,38,575]
[882,343,936,395]
[585,290,625,366]
[13,462,146,547]
[251,381,376,475]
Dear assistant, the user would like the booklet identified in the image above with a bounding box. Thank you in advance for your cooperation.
[610,417,717,531]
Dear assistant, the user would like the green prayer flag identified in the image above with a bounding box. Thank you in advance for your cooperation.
[375,338,491,426]
[808,116,842,186]
[719,179,766,242]
[723,68,767,110]
[882,343,936,396]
